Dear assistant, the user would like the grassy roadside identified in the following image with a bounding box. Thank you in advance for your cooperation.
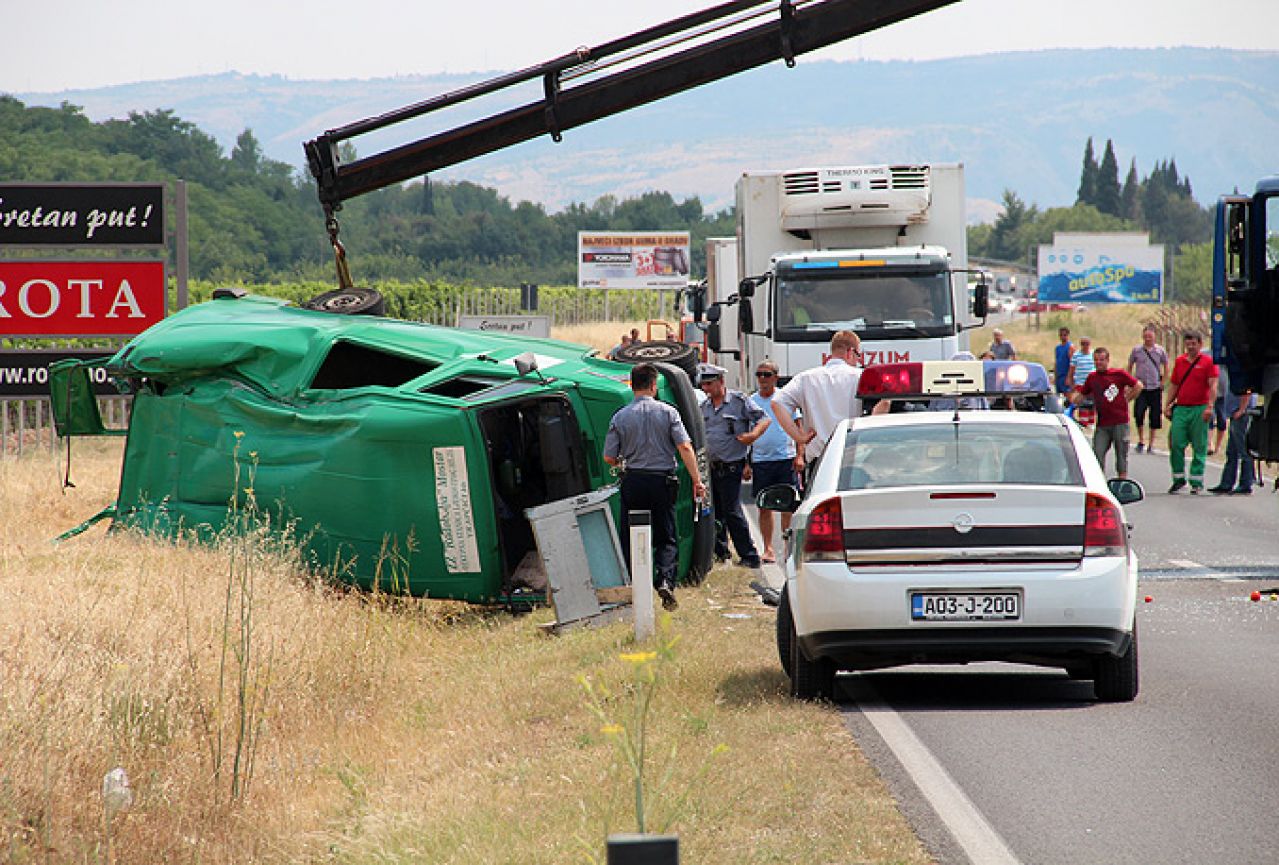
[0,443,930,864]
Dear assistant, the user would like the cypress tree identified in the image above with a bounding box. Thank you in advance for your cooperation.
[1121,158,1141,222]
[1096,139,1122,217]
[1076,137,1098,207]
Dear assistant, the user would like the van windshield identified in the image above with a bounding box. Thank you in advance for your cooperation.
[774,266,956,342]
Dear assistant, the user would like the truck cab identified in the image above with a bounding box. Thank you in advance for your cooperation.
[702,163,988,387]
[1211,176,1279,458]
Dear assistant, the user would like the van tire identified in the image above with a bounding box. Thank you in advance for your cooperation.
[777,585,793,677]
[652,361,714,586]
[615,341,699,380]
[301,287,387,317]
[1093,621,1139,702]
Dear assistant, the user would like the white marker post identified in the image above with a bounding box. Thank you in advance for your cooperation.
[629,510,655,641]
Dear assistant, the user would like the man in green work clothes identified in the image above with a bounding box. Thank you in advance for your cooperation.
[1162,330,1219,494]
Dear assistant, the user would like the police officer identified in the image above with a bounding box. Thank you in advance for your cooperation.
[603,363,708,610]
[698,363,768,569]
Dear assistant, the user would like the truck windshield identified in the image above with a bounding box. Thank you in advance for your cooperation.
[774,267,956,342]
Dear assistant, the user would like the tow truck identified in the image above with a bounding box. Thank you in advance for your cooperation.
[1211,175,1279,459]
[50,0,958,602]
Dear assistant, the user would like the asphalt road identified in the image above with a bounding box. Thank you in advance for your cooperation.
[744,439,1279,865]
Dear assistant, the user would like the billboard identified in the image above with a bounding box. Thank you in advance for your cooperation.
[0,349,117,398]
[0,261,167,336]
[0,183,165,247]
[577,231,690,289]
[1037,233,1163,304]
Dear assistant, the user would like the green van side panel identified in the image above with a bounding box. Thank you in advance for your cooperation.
[96,294,679,602]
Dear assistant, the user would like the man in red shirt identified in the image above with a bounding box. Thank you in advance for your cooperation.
[1162,330,1219,494]
[1072,347,1139,478]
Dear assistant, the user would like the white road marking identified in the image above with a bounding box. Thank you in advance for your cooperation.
[1169,559,1204,569]
[853,684,1023,865]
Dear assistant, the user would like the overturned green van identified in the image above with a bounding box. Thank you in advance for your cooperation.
[51,291,714,603]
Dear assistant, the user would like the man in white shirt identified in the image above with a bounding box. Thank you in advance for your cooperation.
[771,330,864,468]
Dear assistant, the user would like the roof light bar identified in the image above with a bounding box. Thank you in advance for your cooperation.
[857,360,1052,401]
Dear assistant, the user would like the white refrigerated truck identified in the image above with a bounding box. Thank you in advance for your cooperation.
[703,163,988,387]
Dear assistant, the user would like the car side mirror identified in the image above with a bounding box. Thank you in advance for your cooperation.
[738,278,756,299]
[1107,478,1144,505]
[756,483,801,513]
[706,305,722,324]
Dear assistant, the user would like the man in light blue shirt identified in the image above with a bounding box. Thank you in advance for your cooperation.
[747,360,801,563]
[1066,335,1095,419]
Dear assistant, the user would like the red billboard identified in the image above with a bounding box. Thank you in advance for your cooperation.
[0,261,166,336]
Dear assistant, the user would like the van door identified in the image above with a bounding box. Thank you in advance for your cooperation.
[478,395,591,589]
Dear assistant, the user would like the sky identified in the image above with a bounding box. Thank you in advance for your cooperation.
[5,0,1278,94]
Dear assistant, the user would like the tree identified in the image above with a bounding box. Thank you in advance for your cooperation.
[1121,158,1142,223]
[1172,241,1212,305]
[1076,137,1098,208]
[988,190,1038,263]
[230,129,262,173]
[1095,139,1121,217]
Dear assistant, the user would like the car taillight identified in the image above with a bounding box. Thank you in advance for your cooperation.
[1084,492,1126,557]
[803,497,845,562]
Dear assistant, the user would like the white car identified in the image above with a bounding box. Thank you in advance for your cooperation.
[761,359,1143,703]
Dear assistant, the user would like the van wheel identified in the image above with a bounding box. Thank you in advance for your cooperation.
[788,612,834,701]
[777,585,793,677]
[1094,621,1139,702]
[301,287,386,316]
[614,341,699,379]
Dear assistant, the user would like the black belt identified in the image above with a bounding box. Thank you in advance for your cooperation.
[710,459,745,468]
[625,468,677,477]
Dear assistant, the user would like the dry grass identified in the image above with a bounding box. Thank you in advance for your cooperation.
[0,444,929,864]
[970,304,1210,371]
[553,320,683,356]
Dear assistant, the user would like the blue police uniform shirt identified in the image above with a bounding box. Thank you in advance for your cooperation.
[701,389,765,463]
[748,391,796,463]
[603,395,689,471]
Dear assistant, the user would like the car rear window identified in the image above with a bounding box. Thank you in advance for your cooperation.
[837,422,1082,490]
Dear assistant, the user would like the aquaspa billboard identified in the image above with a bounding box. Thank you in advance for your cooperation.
[1037,233,1163,304]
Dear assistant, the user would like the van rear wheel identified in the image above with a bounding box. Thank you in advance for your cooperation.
[301,287,386,316]
[614,341,699,379]
[1093,621,1139,702]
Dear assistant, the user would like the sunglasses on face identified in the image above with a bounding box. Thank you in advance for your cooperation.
[755,371,775,378]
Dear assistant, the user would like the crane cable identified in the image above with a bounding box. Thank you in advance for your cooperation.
[324,207,354,290]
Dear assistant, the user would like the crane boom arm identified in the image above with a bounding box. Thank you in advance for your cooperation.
[305,0,958,208]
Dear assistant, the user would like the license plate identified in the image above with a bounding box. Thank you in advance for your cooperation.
[910,591,1021,621]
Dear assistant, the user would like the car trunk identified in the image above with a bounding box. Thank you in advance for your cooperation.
[840,487,1086,567]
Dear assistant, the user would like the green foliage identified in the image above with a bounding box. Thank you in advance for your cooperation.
[1076,137,1098,207]
[986,190,1038,262]
[0,96,734,287]
[1172,241,1212,305]
[1095,140,1122,217]
[973,139,1212,265]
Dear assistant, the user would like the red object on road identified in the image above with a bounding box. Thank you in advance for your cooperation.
[1250,591,1262,602]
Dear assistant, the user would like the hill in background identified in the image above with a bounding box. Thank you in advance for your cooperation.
[15,48,1279,220]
